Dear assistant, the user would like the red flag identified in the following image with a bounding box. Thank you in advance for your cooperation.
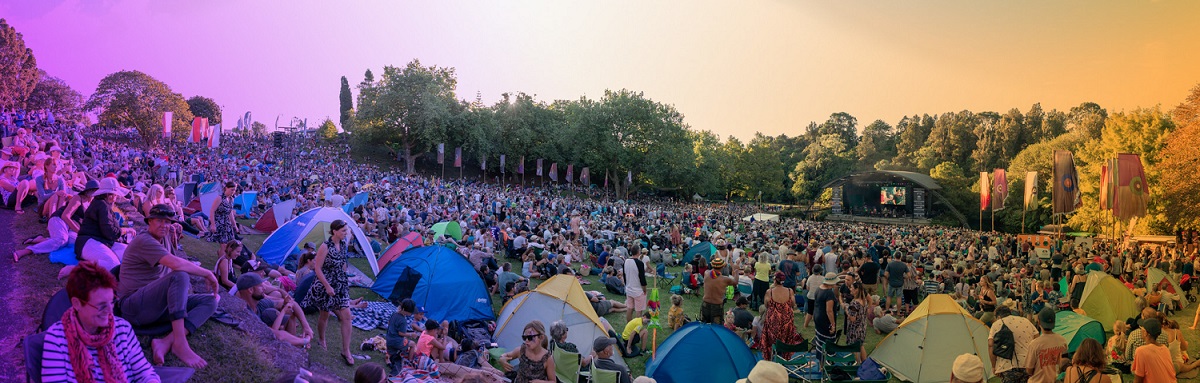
[454,147,462,167]
[1114,153,1148,221]
[991,169,1008,210]
[191,117,204,143]
[980,172,991,211]
[1099,163,1110,211]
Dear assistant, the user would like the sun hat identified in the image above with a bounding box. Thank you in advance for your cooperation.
[0,161,17,171]
[822,272,842,285]
[92,177,130,198]
[80,179,101,196]
[144,204,178,224]
[735,360,788,383]
[951,353,985,383]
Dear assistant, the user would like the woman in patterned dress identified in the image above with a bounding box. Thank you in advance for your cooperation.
[754,271,805,359]
[845,281,869,363]
[302,219,356,366]
[205,181,239,243]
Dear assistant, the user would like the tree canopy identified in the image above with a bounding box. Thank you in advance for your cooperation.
[85,70,193,145]
[186,95,221,125]
[26,70,83,124]
[0,19,40,110]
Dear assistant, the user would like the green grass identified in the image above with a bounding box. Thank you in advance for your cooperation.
[13,213,1200,382]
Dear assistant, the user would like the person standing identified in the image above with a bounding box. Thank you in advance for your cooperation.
[701,258,740,324]
[1131,318,1176,383]
[988,305,1037,383]
[1025,308,1068,383]
[302,219,357,366]
[205,181,239,243]
[624,249,647,323]
[858,256,880,298]
[754,271,804,359]
[813,272,841,350]
[883,256,907,313]
[751,253,771,310]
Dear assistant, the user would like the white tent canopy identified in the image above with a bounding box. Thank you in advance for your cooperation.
[257,207,379,275]
[741,213,779,222]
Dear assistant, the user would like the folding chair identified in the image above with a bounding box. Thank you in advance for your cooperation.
[589,364,621,383]
[25,333,195,383]
[771,341,821,383]
[552,347,582,383]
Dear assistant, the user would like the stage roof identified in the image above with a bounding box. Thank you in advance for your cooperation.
[821,170,943,191]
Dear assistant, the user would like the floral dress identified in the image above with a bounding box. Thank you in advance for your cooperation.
[845,300,867,345]
[514,345,551,383]
[753,298,805,358]
[206,198,237,243]
[302,239,351,311]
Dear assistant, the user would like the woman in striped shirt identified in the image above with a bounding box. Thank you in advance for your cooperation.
[42,261,159,383]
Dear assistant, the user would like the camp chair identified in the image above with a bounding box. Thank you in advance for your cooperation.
[589,363,621,383]
[552,347,582,383]
[24,332,196,383]
[771,347,821,382]
[43,289,172,337]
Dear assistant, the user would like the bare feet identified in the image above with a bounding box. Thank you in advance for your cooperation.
[172,342,208,369]
[151,337,172,365]
[318,338,327,350]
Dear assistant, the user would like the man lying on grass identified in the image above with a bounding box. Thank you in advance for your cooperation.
[234,273,314,347]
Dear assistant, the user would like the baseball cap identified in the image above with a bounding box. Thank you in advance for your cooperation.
[593,336,617,353]
[235,273,265,291]
[1038,307,1056,329]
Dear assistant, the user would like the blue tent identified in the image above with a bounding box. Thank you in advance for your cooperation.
[342,192,369,214]
[370,245,494,323]
[233,191,258,217]
[257,207,380,275]
[645,323,757,383]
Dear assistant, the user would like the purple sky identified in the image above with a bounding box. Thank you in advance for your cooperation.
[6,0,1200,140]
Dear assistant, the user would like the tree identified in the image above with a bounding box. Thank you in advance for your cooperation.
[0,19,40,110]
[856,119,896,170]
[339,76,353,131]
[971,112,1004,170]
[251,121,267,138]
[84,70,193,145]
[25,70,83,123]
[811,112,859,149]
[186,95,221,125]
[1067,102,1107,139]
[1160,84,1200,229]
[1025,103,1045,143]
[790,134,856,201]
[354,60,459,173]
[741,133,786,202]
[894,114,935,169]
[316,117,338,140]
[920,111,978,172]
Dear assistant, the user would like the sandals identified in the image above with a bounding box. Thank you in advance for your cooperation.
[342,353,356,366]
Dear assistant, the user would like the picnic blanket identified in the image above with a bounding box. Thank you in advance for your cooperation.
[347,262,373,288]
[351,301,397,331]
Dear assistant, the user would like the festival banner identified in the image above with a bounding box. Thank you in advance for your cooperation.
[549,163,558,181]
[991,169,1008,210]
[481,155,487,171]
[209,124,221,148]
[536,159,543,176]
[162,111,172,139]
[500,155,506,174]
[566,164,574,183]
[201,118,209,141]
[1114,153,1148,221]
[979,171,991,211]
[604,172,609,188]
[454,147,462,167]
[627,171,632,184]
[191,117,203,143]
[437,143,444,164]
[1023,171,1038,211]
[1052,150,1082,214]
[1099,162,1111,211]
[582,167,590,185]
[517,156,524,174]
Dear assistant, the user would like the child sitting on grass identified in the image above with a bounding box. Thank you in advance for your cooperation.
[668,294,688,330]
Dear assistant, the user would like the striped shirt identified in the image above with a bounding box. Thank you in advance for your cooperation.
[42,317,159,383]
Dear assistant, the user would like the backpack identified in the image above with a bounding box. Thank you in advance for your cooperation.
[992,320,1016,359]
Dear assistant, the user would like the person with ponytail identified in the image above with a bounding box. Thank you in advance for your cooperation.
[42,260,160,382]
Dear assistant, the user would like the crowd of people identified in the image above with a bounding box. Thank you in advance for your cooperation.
[6,120,1200,383]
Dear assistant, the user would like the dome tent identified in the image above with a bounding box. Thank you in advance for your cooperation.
[257,207,379,275]
[645,322,757,383]
[370,245,493,323]
[1054,311,1106,354]
[1078,271,1137,332]
[494,275,616,364]
[869,294,993,383]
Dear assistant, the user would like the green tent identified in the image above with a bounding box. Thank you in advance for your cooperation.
[431,221,463,241]
[1079,271,1137,332]
[1054,311,1106,353]
[685,242,717,262]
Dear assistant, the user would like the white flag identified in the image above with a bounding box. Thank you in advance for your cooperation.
[162,111,173,138]
[209,124,221,148]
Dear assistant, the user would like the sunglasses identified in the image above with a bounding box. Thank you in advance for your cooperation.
[522,334,541,342]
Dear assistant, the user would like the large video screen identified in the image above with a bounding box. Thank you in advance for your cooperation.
[880,186,907,205]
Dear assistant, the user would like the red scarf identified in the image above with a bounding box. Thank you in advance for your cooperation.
[61,307,127,383]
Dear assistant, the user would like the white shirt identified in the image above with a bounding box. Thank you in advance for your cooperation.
[988,315,1038,374]
[624,257,645,297]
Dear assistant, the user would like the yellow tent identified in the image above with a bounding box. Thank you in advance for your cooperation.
[494,275,608,352]
[869,294,994,383]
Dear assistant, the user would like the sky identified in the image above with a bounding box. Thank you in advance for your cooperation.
[5,0,1200,140]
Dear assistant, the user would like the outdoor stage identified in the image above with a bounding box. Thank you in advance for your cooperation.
[820,170,971,227]
[826,214,932,226]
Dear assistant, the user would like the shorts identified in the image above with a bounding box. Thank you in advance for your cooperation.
[805,298,816,315]
[862,284,877,297]
[887,285,903,299]
[903,289,918,305]
[701,302,724,324]
[626,293,647,312]
[997,369,1030,383]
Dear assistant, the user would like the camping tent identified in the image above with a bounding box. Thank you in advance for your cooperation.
[1054,311,1106,354]
[1079,271,1137,332]
[431,221,463,241]
[253,199,296,233]
[342,191,369,215]
[645,322,756,383]
[378,232,423,270]
[684,242,717,262]
[741,213,780,222]
[233,191,258,217]
[370,245,493,323]
[494,275,615,364]
[257,207,379,275]
[869,294,993,383]
[1148,268,1189,308]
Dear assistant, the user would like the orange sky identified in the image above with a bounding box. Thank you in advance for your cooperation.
[7,0,1200,140]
